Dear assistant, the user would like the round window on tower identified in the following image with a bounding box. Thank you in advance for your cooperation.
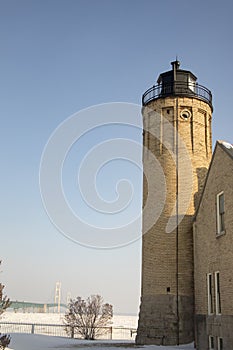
[180,109,192,120]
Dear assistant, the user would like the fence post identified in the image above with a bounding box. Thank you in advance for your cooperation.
[71,326,74,339]
[110,326,112,340]
[31,324,35,334]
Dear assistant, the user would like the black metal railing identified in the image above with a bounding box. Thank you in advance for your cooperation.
[0,321,137,340]
[142,81,212,109]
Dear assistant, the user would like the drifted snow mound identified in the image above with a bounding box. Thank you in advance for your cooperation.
[9,333,79,350]
[9,333,194,350]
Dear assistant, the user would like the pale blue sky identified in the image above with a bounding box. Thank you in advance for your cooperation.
[1,0,233,314]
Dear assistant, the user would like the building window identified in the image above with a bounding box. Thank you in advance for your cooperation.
[217,192,225,235]
[188,75,196,92]
[180,109,192,120]
[217,337,223,350]
[209,335,214,349]
[215,272,221,314]
[207,273,214,314]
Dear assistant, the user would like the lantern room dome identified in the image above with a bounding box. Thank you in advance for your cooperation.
[142,60,213,110]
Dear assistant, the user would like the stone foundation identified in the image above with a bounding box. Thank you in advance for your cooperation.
[136,294,194,345]
[195,314,233,350]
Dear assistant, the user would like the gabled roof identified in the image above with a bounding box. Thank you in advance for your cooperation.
[194,140,233,219]
[218,140,233,159]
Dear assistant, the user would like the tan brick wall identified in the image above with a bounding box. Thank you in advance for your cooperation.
[194,144,233,349]
[141,97,212,296]
[194,144,233,315]
[137,96,212,345]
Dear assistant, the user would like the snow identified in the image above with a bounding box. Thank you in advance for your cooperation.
[1,311,64,324]
[222,141,233,149]
[1,312,138,328]
[1,313,195,350]
[7,334,195,350]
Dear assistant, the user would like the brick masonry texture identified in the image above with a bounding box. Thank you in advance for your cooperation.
[136,96,212,345]
[194,143,233,349]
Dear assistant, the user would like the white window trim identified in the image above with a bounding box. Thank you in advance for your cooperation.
[215,271,221,315]
[207,273,214,315]
[217,336,223,350]
[216,191,225,236]
[209,335,214,349]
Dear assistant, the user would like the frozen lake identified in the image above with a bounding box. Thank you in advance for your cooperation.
[1,313,194,349]
[1,311,138,328]
[0,312,138,342]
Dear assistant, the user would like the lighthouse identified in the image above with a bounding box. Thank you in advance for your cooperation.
[136,61,213,345]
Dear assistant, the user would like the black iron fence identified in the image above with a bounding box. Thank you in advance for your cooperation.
[0,322,137,340]
[142,81,212,108]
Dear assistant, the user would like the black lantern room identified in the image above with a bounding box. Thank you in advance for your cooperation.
[142,60,213,110]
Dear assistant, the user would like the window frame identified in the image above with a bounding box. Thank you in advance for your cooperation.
[209,335,214,349]
[216,191,225,236]
[188,75,196,92]
[217,337,223,350]
[215,271,221,315]
[207,273,214,315]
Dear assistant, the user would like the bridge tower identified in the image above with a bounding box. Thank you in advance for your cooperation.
[136,61,213,345]
[66,292,71,305]
[54,281,61,313]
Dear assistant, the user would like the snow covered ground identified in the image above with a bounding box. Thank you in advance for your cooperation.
[1,313,195,350]
[0,312,138,340]
[7,334,195,350]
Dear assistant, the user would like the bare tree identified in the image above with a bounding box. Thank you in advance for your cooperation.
[64,295,113,340]
[0,261,11,350]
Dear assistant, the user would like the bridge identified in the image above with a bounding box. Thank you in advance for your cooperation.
[9,301,67,313]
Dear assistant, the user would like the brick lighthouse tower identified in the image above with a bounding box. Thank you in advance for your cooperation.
[136,61,213,345]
